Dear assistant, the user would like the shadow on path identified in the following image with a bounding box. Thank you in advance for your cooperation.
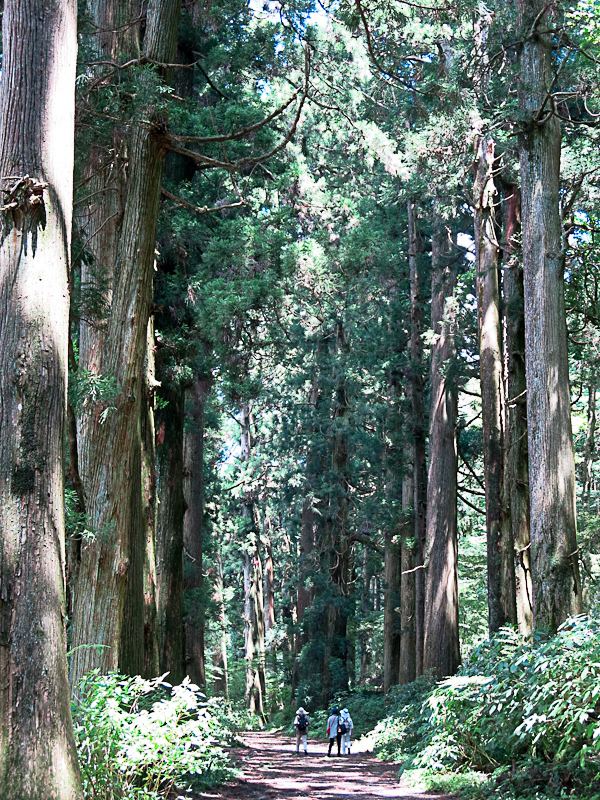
[194,731,453,800]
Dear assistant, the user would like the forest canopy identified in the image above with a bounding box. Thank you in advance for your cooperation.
[1,0,600,798]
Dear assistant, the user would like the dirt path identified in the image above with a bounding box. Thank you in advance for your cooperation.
[194,731,452,800]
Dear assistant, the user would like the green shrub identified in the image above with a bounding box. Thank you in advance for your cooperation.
[72,672,238,799]
[371,616,600,798]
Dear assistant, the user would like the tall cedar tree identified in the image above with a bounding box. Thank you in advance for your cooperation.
[70,0,182,684]
[0,1,83,797]
[517,0,582,629]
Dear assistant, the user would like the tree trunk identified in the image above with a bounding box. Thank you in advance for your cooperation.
[156,385,185,683]
[399,465,417,684]
[423,202,461,679]
[241,403,266,719]
[407,200,427,675]
[70,0,182,685]
[383,524,401,692]
[321,325,353,702]
[583,384,596,505]
[211,548,229,697]
[0,1,82,797]
[264,525,276,637]
[183,379,209,687]
[292,499,316,702]
[518,0,582,630]
[141,318,159,677]
[474,136,517,634]
[501,183,533,635]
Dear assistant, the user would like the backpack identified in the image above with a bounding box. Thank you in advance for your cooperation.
[339,721,347,735]
[296,713,308,732]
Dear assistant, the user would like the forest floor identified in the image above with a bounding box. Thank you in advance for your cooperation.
[193,731,454,800]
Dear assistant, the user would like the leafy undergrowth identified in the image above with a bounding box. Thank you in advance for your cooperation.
[371,616,600,799]
[72,671,248,800]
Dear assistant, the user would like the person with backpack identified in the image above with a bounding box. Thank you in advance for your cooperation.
[339,708,354,755]
[294,707,310,755]
[326,706,341,757]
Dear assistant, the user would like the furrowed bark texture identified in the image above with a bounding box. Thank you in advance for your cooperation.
[407,200,427,675]
[70,0,182,685]
[156,386,185,683]
[0,1,82,797]
[501,184,533,634]
[518,0,582,630]
[399,465,416,684]
[423,204,461,679]
[474,137,517,634]
[183,380,209,687]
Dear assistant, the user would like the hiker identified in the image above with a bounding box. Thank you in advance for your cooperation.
[326,706,341,757]
[294,706,310,755]
[339,707,354,755]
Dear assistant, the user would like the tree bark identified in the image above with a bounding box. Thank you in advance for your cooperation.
[399,465,417,684]
[474,136,517,634]
[423,202,461,679]
[407,200,427,675]
[211,548,229,697]
[156,386,185,683]
[0,1,82,797]
[141,318,159,677]
[517,0,582,630]
[501,183,533,634]
[583,384,596,505]
[183,379,209,687]
[70,0,182,685]
[383,524,401,692]
[292,498,316,702]
[321,324,353,703]
[241,403,266,719]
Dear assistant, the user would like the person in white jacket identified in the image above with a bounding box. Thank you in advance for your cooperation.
[339,708,354,755]
[293,707,310,755]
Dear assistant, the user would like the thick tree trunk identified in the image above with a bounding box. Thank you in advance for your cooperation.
[407,200,427,675]
[501,184,533,634]
[0,1,82,797]
[474,137,517,634]
[399,466,417,684]
[70,0,182,685]
[423,202,461,679]
[211,548,229,697]
[518,0,582,630]
[156,386,185,683]
[183,379,209,687]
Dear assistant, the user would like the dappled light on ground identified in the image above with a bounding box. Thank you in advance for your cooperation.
[194,731,451,800]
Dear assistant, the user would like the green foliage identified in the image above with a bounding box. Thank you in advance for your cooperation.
[371,617,600,799]
[72,672,240,799]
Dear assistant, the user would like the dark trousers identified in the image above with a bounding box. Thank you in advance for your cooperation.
[328,732,341,755]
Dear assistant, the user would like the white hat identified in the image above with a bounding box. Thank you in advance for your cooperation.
[296,707,306,714]
[342,708,349,714]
